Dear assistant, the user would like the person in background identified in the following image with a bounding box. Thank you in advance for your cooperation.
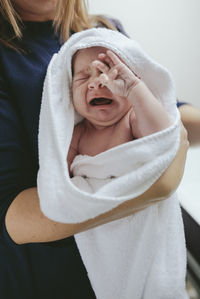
[0,1,189,298]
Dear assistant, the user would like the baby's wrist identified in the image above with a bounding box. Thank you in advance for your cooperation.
[127,78,142,100]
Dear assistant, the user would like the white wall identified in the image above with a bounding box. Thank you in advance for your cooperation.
[88,0,200,108]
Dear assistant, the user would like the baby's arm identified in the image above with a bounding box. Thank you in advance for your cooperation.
[93,50,171,138]
[128,81,171,138]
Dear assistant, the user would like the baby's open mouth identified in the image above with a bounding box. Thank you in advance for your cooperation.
[89,98,113,106]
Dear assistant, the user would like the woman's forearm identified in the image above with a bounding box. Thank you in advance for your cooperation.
[5,187,86,244]
[179,104,200,146]
[5,124,188,245]
[5,185,166,245]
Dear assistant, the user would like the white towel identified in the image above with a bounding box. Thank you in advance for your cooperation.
[37,28,188,298]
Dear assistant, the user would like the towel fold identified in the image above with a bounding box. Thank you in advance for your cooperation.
[37,28,188,298]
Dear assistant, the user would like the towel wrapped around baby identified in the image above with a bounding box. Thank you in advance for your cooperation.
[37,28,188,299]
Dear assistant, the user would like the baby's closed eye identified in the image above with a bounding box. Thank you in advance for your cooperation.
[76,76,89,81]
[73,74,90,85]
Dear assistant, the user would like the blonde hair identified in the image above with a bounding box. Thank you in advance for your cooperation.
[0,0,115,51]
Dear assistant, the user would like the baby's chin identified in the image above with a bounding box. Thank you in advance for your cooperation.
[85,110,129,129]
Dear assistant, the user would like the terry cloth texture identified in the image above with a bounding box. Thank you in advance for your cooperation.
[37,28,188,299]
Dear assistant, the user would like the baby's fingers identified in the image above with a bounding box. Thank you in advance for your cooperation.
[98,53,114,68]
[108,68,118,80]
[99,73,109,86]
[106,50,122,66]
[99,68,118,86]
[92,60,109,74]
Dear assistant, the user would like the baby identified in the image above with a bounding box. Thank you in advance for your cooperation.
[67,46,171,172]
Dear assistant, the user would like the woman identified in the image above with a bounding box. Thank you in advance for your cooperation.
[0,1,188,298]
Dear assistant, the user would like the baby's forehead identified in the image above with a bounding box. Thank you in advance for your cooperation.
[73,46,108,60]
[72,46,108,74]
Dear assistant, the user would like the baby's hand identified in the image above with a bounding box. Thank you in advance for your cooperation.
[92,50,140,98]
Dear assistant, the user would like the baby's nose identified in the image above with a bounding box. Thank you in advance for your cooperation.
[88,78,103,90]
[88,64,103,90]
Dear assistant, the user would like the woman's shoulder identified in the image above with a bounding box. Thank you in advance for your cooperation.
[108,17,129,36]
[0,41,10,68]
[95,15,129,37]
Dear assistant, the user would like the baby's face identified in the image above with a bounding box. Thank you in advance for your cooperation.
[72,46,131,127]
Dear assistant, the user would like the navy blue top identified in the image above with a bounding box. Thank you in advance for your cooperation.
[0,21,96,299]
[176,101,187,108]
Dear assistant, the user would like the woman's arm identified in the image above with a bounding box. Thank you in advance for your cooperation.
[5,123,189,245]
[179,104,200,146]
